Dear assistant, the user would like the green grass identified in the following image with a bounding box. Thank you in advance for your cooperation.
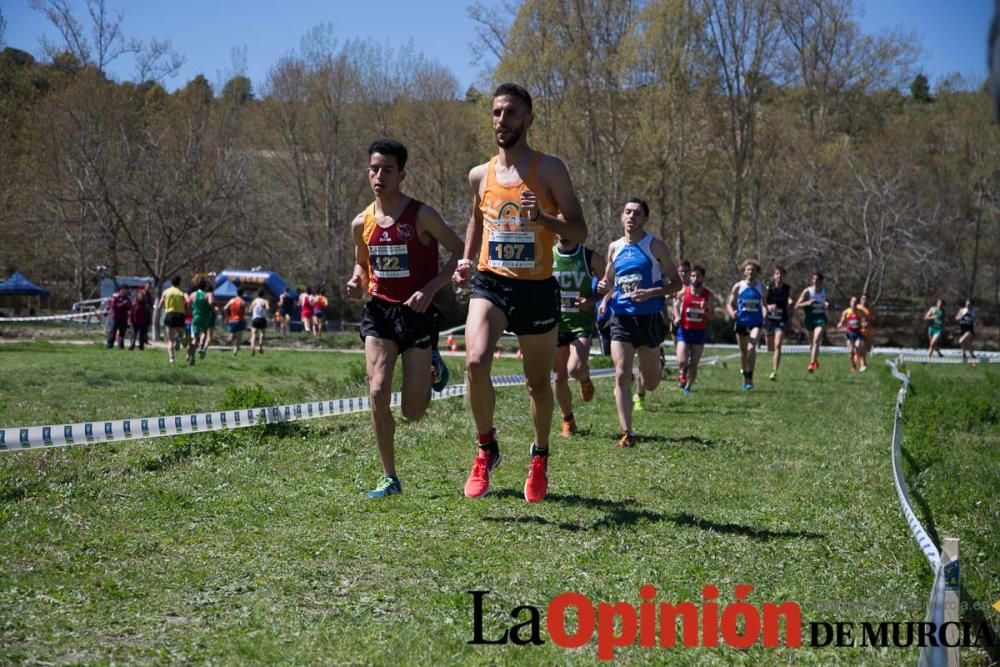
[894,360,1000,654]
[0,343,996,665]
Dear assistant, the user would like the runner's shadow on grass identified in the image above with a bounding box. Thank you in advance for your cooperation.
[659,434,715,449]
[593,431,717,449]
[665,406,747,417]
[484,491,824,540]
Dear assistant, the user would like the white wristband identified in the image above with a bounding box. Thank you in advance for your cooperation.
[457,259,474,268]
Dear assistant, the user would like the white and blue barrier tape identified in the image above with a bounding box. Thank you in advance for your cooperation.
[886,358,940,570]
[0,368,621,453]
[888,356,962,667]
[0,312,95,323]
[0,353,748,454]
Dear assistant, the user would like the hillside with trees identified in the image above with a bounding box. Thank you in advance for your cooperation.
[1,0,997,337]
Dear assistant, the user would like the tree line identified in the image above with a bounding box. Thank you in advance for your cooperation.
[1,0,998,327]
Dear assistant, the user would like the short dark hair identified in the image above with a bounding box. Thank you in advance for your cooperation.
[771,264,786,274]
[493,83,532,113]
[171,275,181,287]
[626,197,649,218]
[258,288,266,297]
[812,271,824,281]
[693,265,706,278]
[197,279,208,291]
[368,139,408,171]
[679,259,692,270]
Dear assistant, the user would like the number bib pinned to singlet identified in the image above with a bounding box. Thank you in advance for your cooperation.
[616,273,642,300]
[560,290,580,313]
[685,307,704,323]
[487,230,535,269]
[369,244,410,278]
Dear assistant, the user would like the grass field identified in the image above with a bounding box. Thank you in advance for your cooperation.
[0,341,997,665]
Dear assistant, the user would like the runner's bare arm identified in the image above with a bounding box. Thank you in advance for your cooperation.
[597,242,618,316]
[405,205,463,313]
[632,237,677,303]
[654,237,682,288]
[726,283,740,319]
[526,156,587,244]
[793,288,811,310]
[453,164,488,286]
[346,212,369,299]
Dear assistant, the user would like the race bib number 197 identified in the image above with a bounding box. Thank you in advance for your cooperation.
[487,231,535,269]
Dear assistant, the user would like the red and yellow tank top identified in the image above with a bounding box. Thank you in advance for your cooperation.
[680,286,711,331]
[843,307,862,333]
[477,152,558,280]
[364,198,439,304]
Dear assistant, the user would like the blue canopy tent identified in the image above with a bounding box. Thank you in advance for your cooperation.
[0,272,49,296]
[0,271,50,317]
[215,269,307,330]
[214,270,297,301]
[212,278,239,299]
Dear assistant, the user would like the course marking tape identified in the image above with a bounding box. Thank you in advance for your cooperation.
[0,368,617,454]
[0,312,95,323]
[886,358,941,570]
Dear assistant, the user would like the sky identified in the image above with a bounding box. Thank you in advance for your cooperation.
[2,0,994,95]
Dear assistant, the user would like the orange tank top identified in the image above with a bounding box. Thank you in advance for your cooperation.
[477,152,558,280]
[226,298,245,322]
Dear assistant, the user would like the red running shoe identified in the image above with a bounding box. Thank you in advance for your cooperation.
[524,445,548,503]
[464,447,501,499]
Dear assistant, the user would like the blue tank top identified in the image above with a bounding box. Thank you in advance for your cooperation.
[610,233,664,316]
[736,280,764,327]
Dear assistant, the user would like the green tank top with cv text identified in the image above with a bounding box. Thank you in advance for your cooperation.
[552,244,595,334]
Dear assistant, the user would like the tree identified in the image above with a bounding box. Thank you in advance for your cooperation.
[701,0,782,268]
[910,73,932,103]
[774,0,919,139]
[31,0,182,82]
[223,75,253,105]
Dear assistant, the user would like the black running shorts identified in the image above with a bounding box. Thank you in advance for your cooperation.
[359,297,439,351]
[609,313,667,349]
[469,271,559,336]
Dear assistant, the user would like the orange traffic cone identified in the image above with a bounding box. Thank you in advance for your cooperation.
[447,333,457,352]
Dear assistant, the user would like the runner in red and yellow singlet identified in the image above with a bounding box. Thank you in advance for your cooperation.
[452,83,587,503]
[346,139,462,499]
[673,265,713,395]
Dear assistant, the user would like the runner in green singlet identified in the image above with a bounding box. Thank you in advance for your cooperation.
[924,299,945,357]
[552,236,605,438]
[189,279,215,364]
[794,272,830,373]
